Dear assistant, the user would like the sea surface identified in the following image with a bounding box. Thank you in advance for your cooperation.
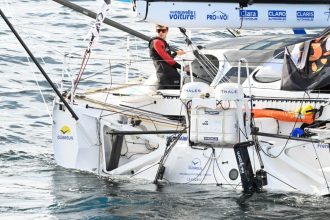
[0,0,329,219]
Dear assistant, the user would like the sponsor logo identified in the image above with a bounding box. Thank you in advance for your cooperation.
[184,89,201,93]
[204,136,218,141]
[206,10,228,21]
[179,135,188,141]
[60,125,71,135]
[204,110,220,115]
[188,158,202,170]
[169,10,196,20]
[296,11,314,21]
[202,120,209,126]
[268,10,286,21]
[318,143,329,148]
[57,125,74,140]
[221,89,237,94]
[239,10,258,21]
[325,11,330,21]
[236,151,245,174]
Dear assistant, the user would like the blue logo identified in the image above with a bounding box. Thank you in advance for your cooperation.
[325,12,330,21]
[206,10,228,21]
[184,89,201,93]
[268,10,286,21]
[318,143,329,149]
[297,11,314,21]
[169,10,196,20]
[179,135,188,141]
[188,158,202,170]
[239,10,258,20]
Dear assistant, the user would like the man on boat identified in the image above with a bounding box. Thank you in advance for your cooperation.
[149,24,188,89]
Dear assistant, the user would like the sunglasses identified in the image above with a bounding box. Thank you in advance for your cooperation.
[157,29,168,33]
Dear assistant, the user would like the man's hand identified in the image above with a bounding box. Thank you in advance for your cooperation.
[176,49,185,56]
[184,65,190,75]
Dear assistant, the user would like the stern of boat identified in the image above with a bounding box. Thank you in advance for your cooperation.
[52,101,100,172]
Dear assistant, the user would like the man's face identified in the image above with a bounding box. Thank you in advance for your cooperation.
[157,28,168,39]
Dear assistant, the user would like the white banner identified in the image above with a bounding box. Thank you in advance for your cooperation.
[134,1,330,29]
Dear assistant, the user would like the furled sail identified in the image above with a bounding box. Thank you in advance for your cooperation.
[281,27,330,91]
[86,0,111,50]
[71,0,111,96]
[132,0,330,28]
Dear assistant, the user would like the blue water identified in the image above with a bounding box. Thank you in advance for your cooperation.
[1,0,330,219]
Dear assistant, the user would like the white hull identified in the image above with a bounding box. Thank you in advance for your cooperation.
[52,87,330,195]
[52,34,330,196]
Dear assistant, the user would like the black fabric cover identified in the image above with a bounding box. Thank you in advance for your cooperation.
[281,28,330,91]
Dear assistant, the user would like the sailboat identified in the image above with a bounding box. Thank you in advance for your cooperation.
[51,0,330,195]
[3,0,330,196]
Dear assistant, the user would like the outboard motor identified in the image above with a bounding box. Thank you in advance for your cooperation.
[234,141,267,193]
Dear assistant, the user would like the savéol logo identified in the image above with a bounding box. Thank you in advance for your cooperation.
[239,10,258,20]
[206,11,228,21]
[268,10,286,21]
[296,11,314,21]
[57,125,74,140]
[188,158,202,170]
[169,10,196,20]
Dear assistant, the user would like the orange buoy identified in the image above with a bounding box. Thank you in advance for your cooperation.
[252,109,314,124]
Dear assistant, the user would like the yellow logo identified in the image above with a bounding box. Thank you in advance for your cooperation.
[60,125,71,135]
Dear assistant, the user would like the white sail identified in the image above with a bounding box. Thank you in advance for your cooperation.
[133,0,330,28]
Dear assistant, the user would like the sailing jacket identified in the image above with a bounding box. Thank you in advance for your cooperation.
[149,37,181,89]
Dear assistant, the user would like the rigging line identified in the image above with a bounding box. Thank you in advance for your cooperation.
[25,55,53,123]
[199,149,215,184]
[195,49,219,75]
[214,154,237,190]
[96,58,113,119]
[194,55,218,79]
[311,141,330,193]
[100,102,156,118]
[192,47,218,72]
[212,152,220,185]
[178,28,219,79]
[0,9,79,120]
[130,162,160,178]
[191,47,219,77]
[71,49,91,96]
[84,104,182,127]
[265,171,297,190]
[17,34,54,122]
[14,24,74,58]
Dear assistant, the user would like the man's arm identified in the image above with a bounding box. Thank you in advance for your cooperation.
[153,39,181,69]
